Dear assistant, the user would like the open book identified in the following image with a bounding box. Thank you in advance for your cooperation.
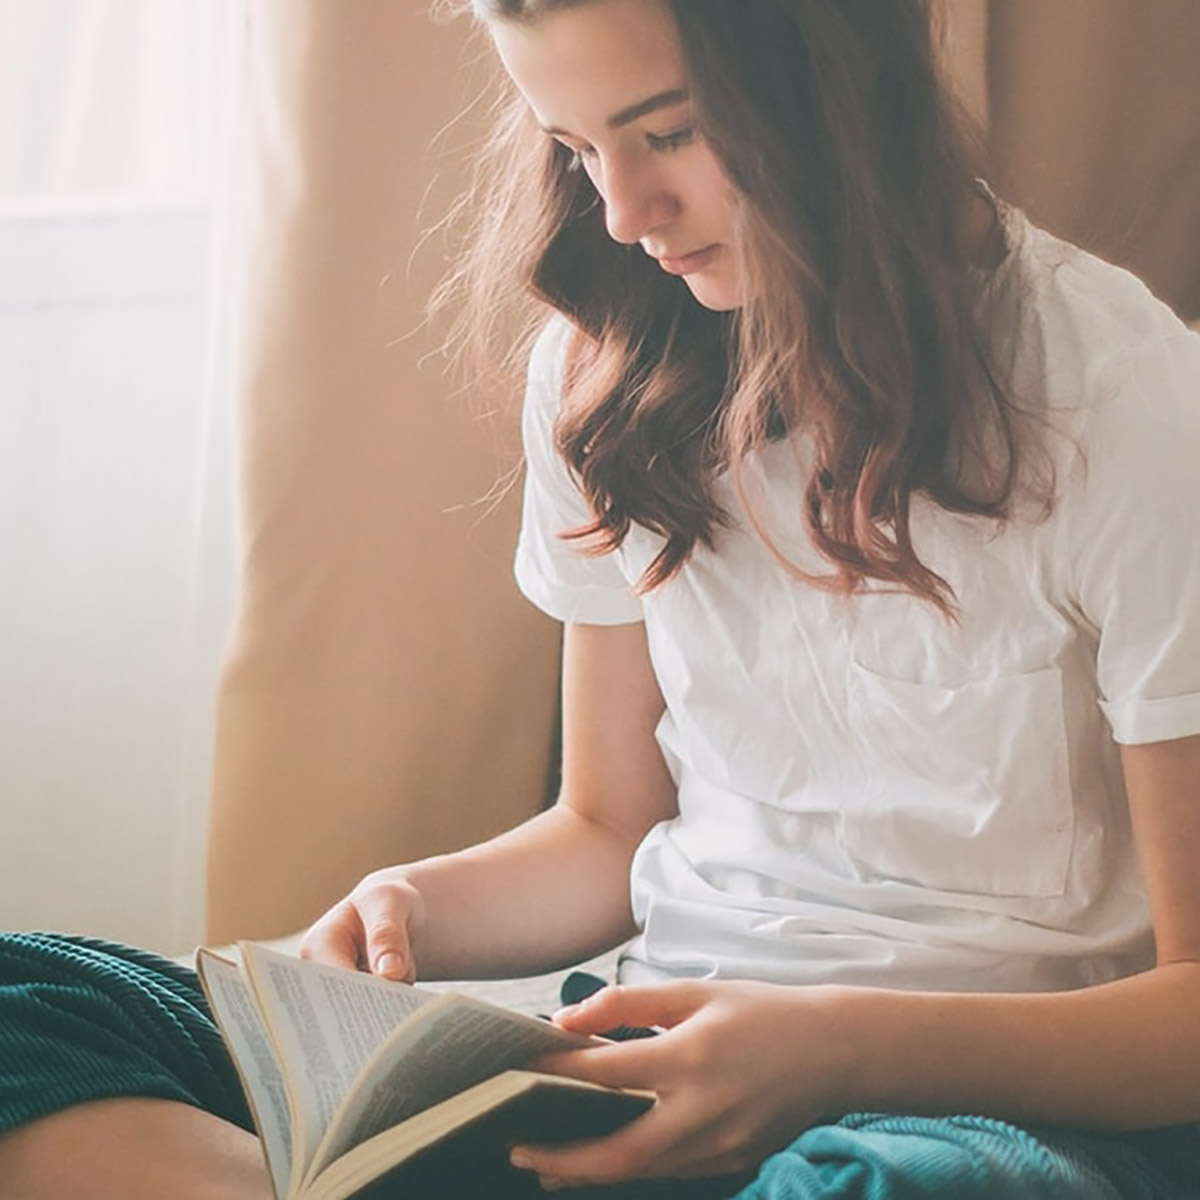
[195,943,652,1200]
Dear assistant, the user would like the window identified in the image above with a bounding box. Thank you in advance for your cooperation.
[0,0,236,204]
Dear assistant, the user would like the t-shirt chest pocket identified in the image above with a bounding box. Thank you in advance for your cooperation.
[843,661,1074,897]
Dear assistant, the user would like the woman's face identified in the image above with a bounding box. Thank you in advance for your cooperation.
[490,0,742,311]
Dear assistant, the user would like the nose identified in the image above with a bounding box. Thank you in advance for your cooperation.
[598,157,679,246]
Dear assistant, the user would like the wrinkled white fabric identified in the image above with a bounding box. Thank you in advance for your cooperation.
[514,208,1200,993]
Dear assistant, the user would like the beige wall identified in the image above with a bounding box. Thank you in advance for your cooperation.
[943,0,1200,324]
[984,0,1200,324]
[987,0,1200,324]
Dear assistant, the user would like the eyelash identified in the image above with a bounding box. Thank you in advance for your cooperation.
[648,127,696,153]
[563,126,696,172]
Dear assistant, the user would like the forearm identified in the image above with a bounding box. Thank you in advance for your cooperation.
[401,803,641,981]
[840,961,1200,1130]
[304,622,677,985]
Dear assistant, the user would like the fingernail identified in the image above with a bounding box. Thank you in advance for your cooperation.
[509,1148,533,1170]
[375,952,404,978]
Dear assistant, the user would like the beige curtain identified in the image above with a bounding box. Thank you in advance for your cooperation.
[204,2,560,944]
[206,1,1200,945]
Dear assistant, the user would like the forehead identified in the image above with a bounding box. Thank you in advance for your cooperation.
[489,0,686,129]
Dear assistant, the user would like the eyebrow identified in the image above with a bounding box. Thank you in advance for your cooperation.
[540,88,690,138]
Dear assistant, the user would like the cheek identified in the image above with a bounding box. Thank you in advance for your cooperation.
[693,157,739,231]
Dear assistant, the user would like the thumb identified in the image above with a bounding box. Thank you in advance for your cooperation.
[355,901,416,983]
[554,981,708,1035]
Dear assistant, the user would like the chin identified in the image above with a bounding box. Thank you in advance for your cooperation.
[685,278,740,312]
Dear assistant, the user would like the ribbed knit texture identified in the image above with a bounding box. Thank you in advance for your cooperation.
[0,932,251,1135]
[738,1112,1200,1199]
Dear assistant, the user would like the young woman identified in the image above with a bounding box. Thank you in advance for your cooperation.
[3,2,1200,1197]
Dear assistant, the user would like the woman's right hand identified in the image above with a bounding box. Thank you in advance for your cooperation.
[298,868,427,982]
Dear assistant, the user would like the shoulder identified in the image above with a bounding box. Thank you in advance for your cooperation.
[525,313,576,409]
[980,208,1199,487]
[521,314,580,469]
[1039,254,1200,632]
[986,207,1194,402]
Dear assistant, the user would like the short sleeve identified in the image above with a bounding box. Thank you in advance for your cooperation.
[1067,329,1200,743]
[514,318,644,625]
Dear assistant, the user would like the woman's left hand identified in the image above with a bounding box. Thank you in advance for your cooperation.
[510,979,858,1188]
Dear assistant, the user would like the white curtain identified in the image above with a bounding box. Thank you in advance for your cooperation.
[0,0,247,953]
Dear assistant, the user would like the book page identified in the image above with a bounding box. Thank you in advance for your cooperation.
[195,951,294,1200]
[238,943,434,1179]
[306,992,595,1182]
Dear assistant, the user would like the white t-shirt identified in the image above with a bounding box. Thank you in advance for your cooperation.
[514,208,1200,994]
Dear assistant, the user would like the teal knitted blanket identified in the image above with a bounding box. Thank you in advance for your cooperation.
[0,932,251,1134]
[739,1111,1200,1199]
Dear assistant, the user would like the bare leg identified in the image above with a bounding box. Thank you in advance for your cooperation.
[0,1098,273,1200]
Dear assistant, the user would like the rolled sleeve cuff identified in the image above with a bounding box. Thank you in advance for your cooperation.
[515,558,644,625]
[1100,691,1200,744]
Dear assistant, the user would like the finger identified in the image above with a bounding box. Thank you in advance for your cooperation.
[511,1101,717,1186]
[534,1038,667,1092]
[298,902,366,972]
[352,886,417,981]
[511,1114,662,1186]
[553,981,708,1035]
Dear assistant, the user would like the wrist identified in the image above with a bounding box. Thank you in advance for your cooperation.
[810,984,894,1116]
[754,982,881,1120]
[820,985,972,1118]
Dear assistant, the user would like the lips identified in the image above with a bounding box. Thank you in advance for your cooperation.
[653,244,720,276]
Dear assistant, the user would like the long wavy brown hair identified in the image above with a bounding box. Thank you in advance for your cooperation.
[434,0,1040,613]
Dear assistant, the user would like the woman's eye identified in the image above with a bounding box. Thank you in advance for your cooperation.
[647,126,696,153]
